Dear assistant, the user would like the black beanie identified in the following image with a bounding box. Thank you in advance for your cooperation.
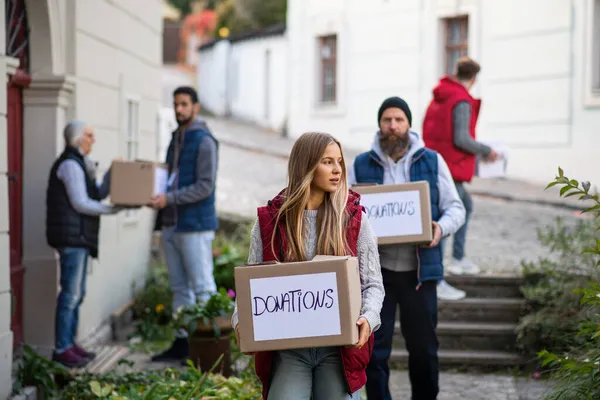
[377,96,412,127]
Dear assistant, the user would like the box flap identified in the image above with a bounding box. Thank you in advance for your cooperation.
[311,255,352,262]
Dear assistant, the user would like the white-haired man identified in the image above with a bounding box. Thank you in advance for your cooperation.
[45,121,124,368]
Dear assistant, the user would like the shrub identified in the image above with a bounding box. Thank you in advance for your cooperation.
[531,168,600,399]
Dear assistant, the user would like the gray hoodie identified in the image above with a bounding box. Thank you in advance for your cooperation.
[348,131,466,272]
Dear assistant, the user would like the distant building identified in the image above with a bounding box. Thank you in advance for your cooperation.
[285,0,600,185]
[198,0,600,185]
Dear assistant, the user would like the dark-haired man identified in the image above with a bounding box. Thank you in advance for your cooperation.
[150,86,219,362]
[423,57,498,294]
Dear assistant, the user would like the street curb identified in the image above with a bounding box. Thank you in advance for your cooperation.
[469,190,587,212]
[218,138,586,212]
[218,137,289,160]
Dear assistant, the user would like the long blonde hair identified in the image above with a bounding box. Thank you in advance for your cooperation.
[271,132,350,262]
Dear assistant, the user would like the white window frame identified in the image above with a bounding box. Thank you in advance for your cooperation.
[122,95,141,225]
[583,0,600,107]
[310,14,346,117]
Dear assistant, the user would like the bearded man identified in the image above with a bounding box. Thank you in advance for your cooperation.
[348,96,465,400]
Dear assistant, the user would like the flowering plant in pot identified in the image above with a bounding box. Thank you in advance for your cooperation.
[172,288,236,376]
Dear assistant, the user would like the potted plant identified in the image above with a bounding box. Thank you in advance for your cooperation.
[172,288,236,376]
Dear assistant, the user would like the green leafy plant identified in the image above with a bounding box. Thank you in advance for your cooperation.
[130,263,173,344]
[12,345,69,397]
[532,168,600,399]
[517,217,599,355]
[172,287,236,337]
[59,355,261,399]
[213,220,252,291]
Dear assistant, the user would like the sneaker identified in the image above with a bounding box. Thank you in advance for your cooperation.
[52,347,89,368]
[447,258,481,275]
[437,280,467,301]
[73,343,97,361]
[151,337,189,362]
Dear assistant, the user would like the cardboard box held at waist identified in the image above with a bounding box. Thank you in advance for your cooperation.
[234,255,362,353]
[110,160,168,206]
[352,181,433,245]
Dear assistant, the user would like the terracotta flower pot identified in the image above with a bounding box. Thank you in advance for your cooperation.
[188,314,233,377]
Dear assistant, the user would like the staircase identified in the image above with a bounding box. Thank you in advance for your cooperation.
[390,275,527,369]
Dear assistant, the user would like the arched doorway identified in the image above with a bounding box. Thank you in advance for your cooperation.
[6,0,31,348]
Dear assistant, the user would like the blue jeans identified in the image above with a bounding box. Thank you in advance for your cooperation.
[162,227,217,336]
[366,269,439,400]
[268,347,360,400]
[55,247,89,353]
[441,181,473,261]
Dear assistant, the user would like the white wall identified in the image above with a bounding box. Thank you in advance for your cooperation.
[228,35,288,131]
[198,40,230,116]
[198,34,288,132]
[72,0,163,341]
[287,0,600,185]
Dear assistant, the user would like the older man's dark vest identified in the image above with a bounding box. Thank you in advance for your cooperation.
[46,147,101,258]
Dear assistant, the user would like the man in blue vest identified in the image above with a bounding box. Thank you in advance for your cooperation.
[150,86,219,362]
[348,97,465,400]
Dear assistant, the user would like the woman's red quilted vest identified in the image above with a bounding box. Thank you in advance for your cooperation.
[251,189,374,399]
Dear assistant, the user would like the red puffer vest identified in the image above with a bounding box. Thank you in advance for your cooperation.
[252,189,374,399]
[422,76,482,183]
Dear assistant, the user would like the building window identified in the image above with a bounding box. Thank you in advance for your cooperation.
[444,16,469,75]
[124,98,140,223]
[318,35,337,103]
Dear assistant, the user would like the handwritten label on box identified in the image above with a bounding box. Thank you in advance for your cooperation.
[359,190,423,237]
[249,272,341,341]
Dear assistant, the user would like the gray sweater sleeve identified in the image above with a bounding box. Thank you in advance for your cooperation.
[57,160,118,216]
[453,101,492,156]
[166,136,218,205]
[356,214,384,333]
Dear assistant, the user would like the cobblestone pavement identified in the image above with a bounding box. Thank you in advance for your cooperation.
[389,370,549,400]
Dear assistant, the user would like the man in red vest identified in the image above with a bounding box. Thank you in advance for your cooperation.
[422,57,499,300]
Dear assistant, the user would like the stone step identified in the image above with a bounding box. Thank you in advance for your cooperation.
[393,321,518,352]
[444,275,524,298]
[438,297,524,323]
[70,345,131,375]
[390,349,526,368]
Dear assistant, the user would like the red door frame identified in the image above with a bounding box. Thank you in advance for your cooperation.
[8,69,31,348]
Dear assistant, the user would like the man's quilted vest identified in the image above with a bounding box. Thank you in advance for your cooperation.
[46,147,101,258]
[165,128,219,232]
[353,147,443,282]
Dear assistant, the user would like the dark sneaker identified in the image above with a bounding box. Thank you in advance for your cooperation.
[151,337,189,362]
[73,343,97,361]
[52,348,89,368]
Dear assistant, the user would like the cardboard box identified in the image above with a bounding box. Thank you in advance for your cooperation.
[110,160,168,206]
[352,181,433,245]
[234,255,361,353]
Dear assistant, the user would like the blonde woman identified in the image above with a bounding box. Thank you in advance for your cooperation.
[232,132,384,400]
